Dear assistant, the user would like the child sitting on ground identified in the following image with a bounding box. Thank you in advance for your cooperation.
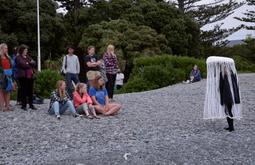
[73,83,99,119]
[49,80,82,120]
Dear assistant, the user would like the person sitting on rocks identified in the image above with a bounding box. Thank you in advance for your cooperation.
[89,75,121,116]
[73,83,99,119]
[48,80,82,120]
[183,64,201,83]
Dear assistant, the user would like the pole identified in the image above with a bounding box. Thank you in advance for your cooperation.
[37,0,41,71]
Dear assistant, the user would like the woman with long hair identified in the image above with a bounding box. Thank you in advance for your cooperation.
[89,76,121,116]
[49,80,81,120]
[103,44,118,100]
[73,83,99,119]
[0,43,13,111]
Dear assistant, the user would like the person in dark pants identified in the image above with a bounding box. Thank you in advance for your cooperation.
[103,45,118,100]
[220,69,234,132]
[16,45,37,110]
[61,46,80,99]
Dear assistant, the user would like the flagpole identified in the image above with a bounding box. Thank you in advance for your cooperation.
[37,0,41,71]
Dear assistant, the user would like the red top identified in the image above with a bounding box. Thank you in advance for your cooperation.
[73,91,93,108]
[1,57,11,69]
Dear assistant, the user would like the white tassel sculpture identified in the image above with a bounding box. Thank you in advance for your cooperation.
[203,56,242,119]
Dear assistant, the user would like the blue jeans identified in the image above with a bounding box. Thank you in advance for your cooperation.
[49,100,76,116]
[65,73,79,99]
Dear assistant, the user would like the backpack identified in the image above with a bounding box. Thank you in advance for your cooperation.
[61,55,67,76]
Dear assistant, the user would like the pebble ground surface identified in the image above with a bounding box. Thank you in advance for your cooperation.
[0,74,254,165]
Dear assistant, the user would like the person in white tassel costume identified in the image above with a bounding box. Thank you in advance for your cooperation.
[204,56,242,132]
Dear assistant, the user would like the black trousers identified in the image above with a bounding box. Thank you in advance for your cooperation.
[19,77,34,108]
[116,85,122,90]
[106,73,116,99]
[226,104,234,129]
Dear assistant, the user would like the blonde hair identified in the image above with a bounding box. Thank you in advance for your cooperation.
[56,80,66,98]
[0,43,8,57]
[107,44,114,51]
[75,83,87,93]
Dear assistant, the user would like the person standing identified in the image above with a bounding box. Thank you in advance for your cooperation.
[115,69,124,90]
[203,56,242,132]
[0,43,14,111]
[61,46,80,98]
[103,45,118,100]
[84,46,101,84]
[16,45,37,110]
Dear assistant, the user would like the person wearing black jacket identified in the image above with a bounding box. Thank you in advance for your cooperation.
[16,45,37,110]
[219,69,238,132]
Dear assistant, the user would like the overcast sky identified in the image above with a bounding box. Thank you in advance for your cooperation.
[56,0,255,40]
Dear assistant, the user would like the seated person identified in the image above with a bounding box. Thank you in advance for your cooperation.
[73,83,99,119]
[48,80,82,120]
[89,76,121,116]
[183,65,201,83]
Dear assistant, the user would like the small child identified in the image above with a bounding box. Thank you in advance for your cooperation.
[73,83,99,119]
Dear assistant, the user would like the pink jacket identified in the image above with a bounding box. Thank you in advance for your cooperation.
[73,91,93,108]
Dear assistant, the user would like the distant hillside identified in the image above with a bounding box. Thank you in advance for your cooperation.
[226,40,245,47]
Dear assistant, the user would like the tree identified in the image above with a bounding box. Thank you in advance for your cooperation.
[171,0,243,46]
[56,0,88,11]
[60,0,200,57]
[79,19,170,81]
[171,0,242,26]
[235,0,255,30]
[0,0,65,60]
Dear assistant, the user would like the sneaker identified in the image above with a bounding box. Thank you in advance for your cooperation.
[56,115,61,120]
[21,106,27,111]
[73,113,82,118]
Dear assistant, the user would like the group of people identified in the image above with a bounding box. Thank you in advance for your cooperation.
[61,45,124,100]
[0,43,37,112]
[52,44,123,119]
[0,42,122,119]
[49,78,121,120]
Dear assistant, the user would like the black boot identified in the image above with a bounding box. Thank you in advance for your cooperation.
[225,117,234,132]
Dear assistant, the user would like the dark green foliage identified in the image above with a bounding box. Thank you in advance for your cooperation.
[175,0,243,45]
[118,77,156,93]
[34,69,63,98]
[43,59,62,71]
[0,0,65,58]
[203,37,255,71]
[119,55,206,93]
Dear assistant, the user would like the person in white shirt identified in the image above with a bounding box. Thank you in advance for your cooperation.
[61,46,80,98]
[115,69,124,90]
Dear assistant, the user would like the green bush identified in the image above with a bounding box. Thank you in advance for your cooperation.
[120,55,206,93]
[233,55,255,72]
[35,69,63,98]
[119,77,156,93]
[43,59,62,71]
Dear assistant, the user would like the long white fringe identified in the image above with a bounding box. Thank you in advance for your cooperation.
[203,56,242,119]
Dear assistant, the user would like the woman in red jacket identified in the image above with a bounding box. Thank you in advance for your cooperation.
[0,43,13,111]
[73,83,99,119]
